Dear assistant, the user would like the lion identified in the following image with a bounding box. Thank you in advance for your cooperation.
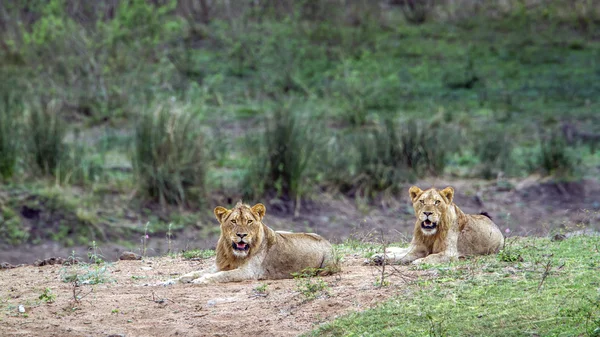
[165,202,338,285]
[372,186,504,265]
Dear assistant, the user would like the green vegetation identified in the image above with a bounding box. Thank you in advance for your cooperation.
[60,250,114,286]
[0,0,599,246]
[133,105,206,206]
[253,283,269,295]
[309,236,600,337]
[293,268,331,301]
[38,288,56,304]
[181,249,215,260]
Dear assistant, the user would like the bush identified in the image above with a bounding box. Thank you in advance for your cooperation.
[242,101,319,203]
[0,93,22,179]
[132,105,207,206]
[342,122,407,197]
[474,125,514,179]
[27,99,68,176]
[537,131,580,179]
[325,118,453,198]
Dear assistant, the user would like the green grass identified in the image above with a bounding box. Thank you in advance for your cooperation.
[309,236,600,337]
[181,249,215,260]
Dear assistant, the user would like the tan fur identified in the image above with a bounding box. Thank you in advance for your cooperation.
[170,202,338,285]
[372,186,504,265]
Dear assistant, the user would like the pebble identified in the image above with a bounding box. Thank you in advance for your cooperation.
[119,252,142,261]
[18,305,25,313]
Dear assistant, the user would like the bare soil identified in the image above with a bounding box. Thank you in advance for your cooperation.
[0,255,419,337]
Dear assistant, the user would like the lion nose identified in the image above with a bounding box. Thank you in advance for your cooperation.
[423,212,433,216]
[236,233,248,239]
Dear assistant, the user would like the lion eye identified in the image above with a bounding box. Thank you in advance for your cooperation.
[247,219,253,224]
[435,200,440,205]
[231,219,237,224]
[419,200,425,204]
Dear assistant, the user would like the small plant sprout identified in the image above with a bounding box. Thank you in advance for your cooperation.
[88,240,104,264]
[166,223,173,254]
[292,268,330,300]
[141,222,150,258]
[254,283,268,295]
[39,288,56,303]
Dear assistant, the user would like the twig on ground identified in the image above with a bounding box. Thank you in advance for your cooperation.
[537,259,553,292]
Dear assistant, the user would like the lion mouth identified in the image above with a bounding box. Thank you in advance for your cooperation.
[421,220,437,230]
[232,242,250,251]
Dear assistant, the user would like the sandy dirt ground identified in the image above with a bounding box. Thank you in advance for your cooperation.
[0,254,420,337]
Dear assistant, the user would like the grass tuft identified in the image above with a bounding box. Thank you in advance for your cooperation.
[243,100,319,204]
[27,99,67,176]
[0,93,22,180]
[133,105,207,206]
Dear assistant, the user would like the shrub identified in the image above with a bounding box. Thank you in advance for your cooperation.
[474,125,514,179]
[0,93,22,179]
[133,105,207,206]
[538,131,580,179]
[325,118,454,198]
[27,99,68,176]
[242,101,319,204]
[394,0,435,24]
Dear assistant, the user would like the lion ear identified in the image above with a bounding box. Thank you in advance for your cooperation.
[214,206,230,223]
[409,186,423,203]
[440,186,454,204]
[251,203,266,220]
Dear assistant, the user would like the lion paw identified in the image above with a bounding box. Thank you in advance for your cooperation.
[370,254,385,266]
[162,279,178,286]
[190,277,211,285]
[178,273,200,283]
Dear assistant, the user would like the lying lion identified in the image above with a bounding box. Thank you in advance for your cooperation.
[166,202,337,285]
[372,186,504,265]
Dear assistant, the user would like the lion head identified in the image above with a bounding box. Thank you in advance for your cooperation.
[214,202,267,258]
[409,186,455,236]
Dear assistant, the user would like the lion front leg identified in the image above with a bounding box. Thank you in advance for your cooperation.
[371,247,410,265]
[372,244,427,265]
[412,253,458,265]
[413,230,460,265]
[159,266,217,285]
[191,268,257,285]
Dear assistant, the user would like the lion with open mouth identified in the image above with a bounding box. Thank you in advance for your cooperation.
[372,185,504,265]
[166,202,338,285]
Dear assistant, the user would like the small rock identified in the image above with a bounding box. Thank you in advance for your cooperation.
[551,233,566,242]
[206,300,217,307]
[34,257,66,267]
[18,305,25,313]
[0,262,16,269]
[140,267,153,271]
[119,252,142,261]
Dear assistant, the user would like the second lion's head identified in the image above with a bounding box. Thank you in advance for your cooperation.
[409,185,455,236]
[214,202,267,258]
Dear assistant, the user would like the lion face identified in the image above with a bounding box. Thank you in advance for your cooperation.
[409,186,454,236]
[214,203,266,258]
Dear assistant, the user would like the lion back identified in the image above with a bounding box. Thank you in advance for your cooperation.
[262,231,338,279]
[458,208,505,255]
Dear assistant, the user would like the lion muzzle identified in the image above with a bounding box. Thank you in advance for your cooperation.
[232,241,250,251]
[420,218,438,235]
